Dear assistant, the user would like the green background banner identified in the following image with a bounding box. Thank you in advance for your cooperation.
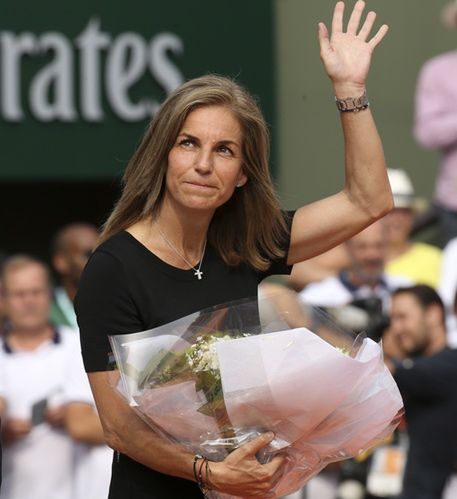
[0,0,274,179]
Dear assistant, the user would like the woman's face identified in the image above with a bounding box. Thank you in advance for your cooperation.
[164,105,247,214]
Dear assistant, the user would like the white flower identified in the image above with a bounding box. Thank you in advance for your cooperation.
[186,334,236,375]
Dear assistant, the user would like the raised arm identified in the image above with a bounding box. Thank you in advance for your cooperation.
[288,1,393,265]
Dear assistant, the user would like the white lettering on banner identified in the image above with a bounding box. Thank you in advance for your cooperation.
[0,18,185,123]
[106,32,149,122]
[150,33,184,98]
[30,33,77,122]
[1,32,36,121]
[76,18,111,122]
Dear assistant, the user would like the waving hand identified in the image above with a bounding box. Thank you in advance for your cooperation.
[287,1,392,266]
[318,0,389,96]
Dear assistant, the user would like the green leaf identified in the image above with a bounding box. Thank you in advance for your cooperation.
[138,349,189,388]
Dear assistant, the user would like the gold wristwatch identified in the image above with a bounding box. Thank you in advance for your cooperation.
[335,90,369,112]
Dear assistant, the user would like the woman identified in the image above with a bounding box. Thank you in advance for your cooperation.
[75,2,392,498]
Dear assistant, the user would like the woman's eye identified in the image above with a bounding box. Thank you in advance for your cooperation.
[180,138,195,147]
[218,145,233,155]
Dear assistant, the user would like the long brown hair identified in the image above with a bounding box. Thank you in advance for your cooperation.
[99,75,287,271]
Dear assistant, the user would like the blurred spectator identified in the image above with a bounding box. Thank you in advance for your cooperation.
[50,223,99,328]
[258,281,313,330]
[51,224,112,498]
[296,221,410,499]
[292,169,442,293]
[289,244,349,290]
[63,365,112,499]
[364,428,408,499]
[0,251,8,335]
[299,220,411,320]
[0,255,112,499]
[439,236,457,314]
[414,0,457,246]
[384,168,442,288]
[387,285,457,499]
[439,236,457,346]
[442,285,457,498]
[0,255,109,499]
[0,253,5,493]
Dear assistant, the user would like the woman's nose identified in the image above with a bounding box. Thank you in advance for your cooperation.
[194,148,213,173]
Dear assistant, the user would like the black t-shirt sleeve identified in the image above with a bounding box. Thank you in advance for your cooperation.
[75,250,143,372]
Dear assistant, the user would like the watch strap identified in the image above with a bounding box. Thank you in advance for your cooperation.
[335,90,369,112]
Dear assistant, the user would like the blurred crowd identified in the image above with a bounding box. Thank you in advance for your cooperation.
[0,224,113,499]
[280,167,457,499]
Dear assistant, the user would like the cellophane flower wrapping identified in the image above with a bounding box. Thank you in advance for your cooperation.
[108,290,403,499]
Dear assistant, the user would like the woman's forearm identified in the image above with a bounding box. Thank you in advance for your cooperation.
[89,372,285,496]
[336,87,393,219]
[89,372,196,481]
[318,2,392,219]
[106,421,195,481]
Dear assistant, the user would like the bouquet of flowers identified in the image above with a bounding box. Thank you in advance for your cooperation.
[109,291,403,498]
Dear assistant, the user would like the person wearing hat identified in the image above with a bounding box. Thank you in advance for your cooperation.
[291,169,442,291]
[384,168,442,289]
[414,0,457,246]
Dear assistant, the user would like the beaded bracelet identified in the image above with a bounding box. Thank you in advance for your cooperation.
[193,454,212,498]
[193,454,203,484]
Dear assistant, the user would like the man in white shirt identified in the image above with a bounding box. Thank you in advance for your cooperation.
[0,254,110,499]
[299,219,411,315]
[63,353,113,499]
[0,255,81,499]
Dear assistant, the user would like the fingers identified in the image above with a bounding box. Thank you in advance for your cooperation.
[264,454,287,483]
[238,431,275,458]
[46,407,66,427]
[332,1,345,35]
[258,454,287,497]
[4,420,32,441]
[317,23,331,56]
[347,0,365,35]
[326,1,387,50]
[357,10,376,41]
[368,24,389,49]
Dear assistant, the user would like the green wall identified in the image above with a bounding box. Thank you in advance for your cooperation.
[2,0,455,200]
[0,0,274,180]
[276,0,457,208]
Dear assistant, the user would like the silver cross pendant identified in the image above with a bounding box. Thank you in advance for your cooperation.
[194,269,203,280]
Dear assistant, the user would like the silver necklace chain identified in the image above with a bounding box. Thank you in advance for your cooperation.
[156,225,207,280]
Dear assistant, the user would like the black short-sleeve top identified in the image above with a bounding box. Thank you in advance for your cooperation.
[75,213,294,373]
[74,211,294,499]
